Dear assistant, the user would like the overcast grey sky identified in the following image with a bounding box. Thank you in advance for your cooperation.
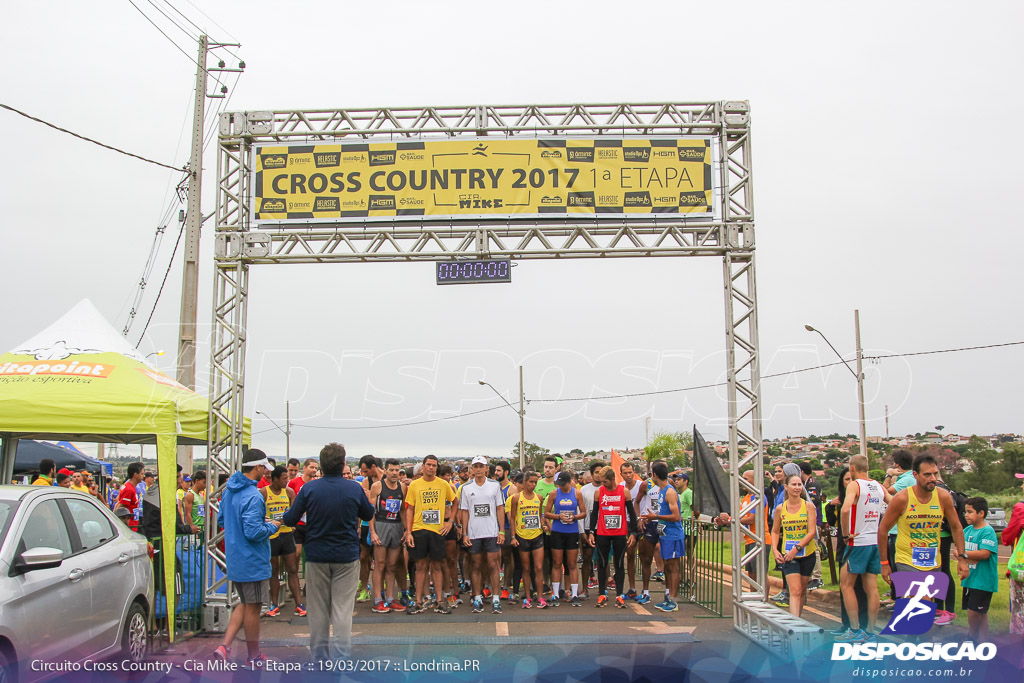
[2,1,1021,460]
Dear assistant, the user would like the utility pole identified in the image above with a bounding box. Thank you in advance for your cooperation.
[854,310,868,462]
[286,400,291,461]
[519,366,525,471]
[885,404,890,439]
[175,35,242,470]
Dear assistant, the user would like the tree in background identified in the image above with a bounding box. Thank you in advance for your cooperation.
[512,441,550,471]
[644,431,691,471]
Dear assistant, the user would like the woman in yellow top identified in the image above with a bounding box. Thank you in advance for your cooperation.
[771,474,817,617]
[508,471,547,609]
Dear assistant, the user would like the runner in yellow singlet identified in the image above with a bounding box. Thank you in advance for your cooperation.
[508,472,546,608]
[771,474,817,617]
[878,454,968,580]
[260,465,305,617]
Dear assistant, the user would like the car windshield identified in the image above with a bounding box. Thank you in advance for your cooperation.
[0,501,16,539]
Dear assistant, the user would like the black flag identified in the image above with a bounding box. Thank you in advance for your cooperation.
[692,427,730,517]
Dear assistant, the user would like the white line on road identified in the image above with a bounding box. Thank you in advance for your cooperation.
[496,622,509,636]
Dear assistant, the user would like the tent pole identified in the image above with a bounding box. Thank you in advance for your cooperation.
[1,436,17,485]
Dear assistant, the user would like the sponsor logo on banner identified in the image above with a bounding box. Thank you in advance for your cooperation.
[679,192,709,208]
[314,197,340,212]
[567,192,595,207]
[832,571,997,662]
[260,198,287,213]
[399,197,424,206]
[369,195,396,210]
[260,154,287,169]
[342,199,366,208]
[566,148,594,163]
[677,146,706,162]
[369,150,397,166]
[313,152,340,168]
[540,150,563,159]
[399,151,424,161]
[0,359,115,378]
[540,195,563,205]
[623,147,651,162]
[623,192,652,207]
[597,149,618,159]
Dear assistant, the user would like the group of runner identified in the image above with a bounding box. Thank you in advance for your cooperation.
[261,453,693,618]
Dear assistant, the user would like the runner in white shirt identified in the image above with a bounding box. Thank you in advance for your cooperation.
[459,456,506,614]
[836,454,892,642]
[619,462,644,599]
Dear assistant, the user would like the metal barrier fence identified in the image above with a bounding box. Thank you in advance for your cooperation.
[681,520,726,617]
[149,535,205,651]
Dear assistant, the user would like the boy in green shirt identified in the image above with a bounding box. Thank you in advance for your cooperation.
[962,496,999,641]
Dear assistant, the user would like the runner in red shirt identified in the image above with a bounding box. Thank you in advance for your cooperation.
[288,456,320,559]
[115,462,145,531]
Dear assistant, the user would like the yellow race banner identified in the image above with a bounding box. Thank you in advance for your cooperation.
[253,137,714,222]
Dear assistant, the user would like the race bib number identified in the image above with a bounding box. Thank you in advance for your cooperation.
[605,515,622,530]
[560,511,574,524]
[785,540,805,557]
[474,504,490,518]
[523,513,540,530]
[133,507,142,520]
[385,498,402,515]
[196,504,205,518]
[656,522,667,536]
[271,510,284,521]
[912,546,938,569]
[422,509,441,525]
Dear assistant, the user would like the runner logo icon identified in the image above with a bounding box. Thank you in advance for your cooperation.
[883,571,949,635]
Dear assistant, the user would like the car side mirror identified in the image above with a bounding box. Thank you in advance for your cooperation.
[13,547,64,575]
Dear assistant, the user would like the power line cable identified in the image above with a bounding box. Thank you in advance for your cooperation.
[160,0,205,35]
[0,102,183,172]
[143,0,197,41]
[134,221,186,347]
[125,0,227,88]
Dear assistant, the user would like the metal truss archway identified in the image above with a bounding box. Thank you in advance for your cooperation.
[204,101,816,657]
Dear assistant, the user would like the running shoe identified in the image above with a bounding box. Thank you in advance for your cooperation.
[654,600,678,612]
[294,604,307,617]
[522,598,532,609]
[372,600,390,614]
[471,597,484,613]
[596,595,608,608]
[807,579,824,591]
[570,596,582,607]
[386,599,405,612]
[434,602,452,615]
[625,589,638,601]
[550,595,560,607]
[775,596,790,608]
[500,589,510,600]
[508,592,519,604]
[423,595,437,610]
[615,596,627,609]
[492,600,503,614]
[212,645,230,662]
[861,631,877,642]
[356,588,372,603]
[537,597,550,609]
[587,578,599,589]
[483,587,492,599]
[652,571,665,583]
[246,654,269,670]
[934,610,955,626]
[407,602,425,615]
[770,590,788,602]
[455,595,464,607]
[636,593,652,605]
[399,593,412,608]
[828,627,848,636]
[264,605,280,618]
[448,595,458,609]
[834,629,864,643]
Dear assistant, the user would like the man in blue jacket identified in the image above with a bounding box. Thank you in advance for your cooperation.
[214,449,281,667]
[283,442,374,662]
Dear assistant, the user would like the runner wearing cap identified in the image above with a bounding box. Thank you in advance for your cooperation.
[544,470,585,607]
[460,456,506,614]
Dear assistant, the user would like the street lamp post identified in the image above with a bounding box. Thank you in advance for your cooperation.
[805,310,869,461]
[479,365,526,470]
[255,403,291,458]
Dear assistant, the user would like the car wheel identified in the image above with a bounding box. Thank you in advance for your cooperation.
[0,648,13,683]
[121,602,148,663]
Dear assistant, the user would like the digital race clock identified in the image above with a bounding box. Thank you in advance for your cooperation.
[436,259,511,285]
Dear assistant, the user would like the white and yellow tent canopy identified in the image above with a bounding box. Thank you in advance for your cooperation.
[0,299,249,638]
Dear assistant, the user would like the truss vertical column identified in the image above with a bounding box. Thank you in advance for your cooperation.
[204,118,251,625]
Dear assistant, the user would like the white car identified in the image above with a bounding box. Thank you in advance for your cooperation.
[0,485,153,682]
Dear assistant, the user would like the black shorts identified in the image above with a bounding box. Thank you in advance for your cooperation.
[516,535,544,552]
[550,531,579,551]
[781,555,815,577]
[270,532,296,557]
[410,529,447,562]
[468,537,500,554]
[962,587,993,614]
[293,525,306,545]
[446,524,459,542]
[360,524,371,547]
